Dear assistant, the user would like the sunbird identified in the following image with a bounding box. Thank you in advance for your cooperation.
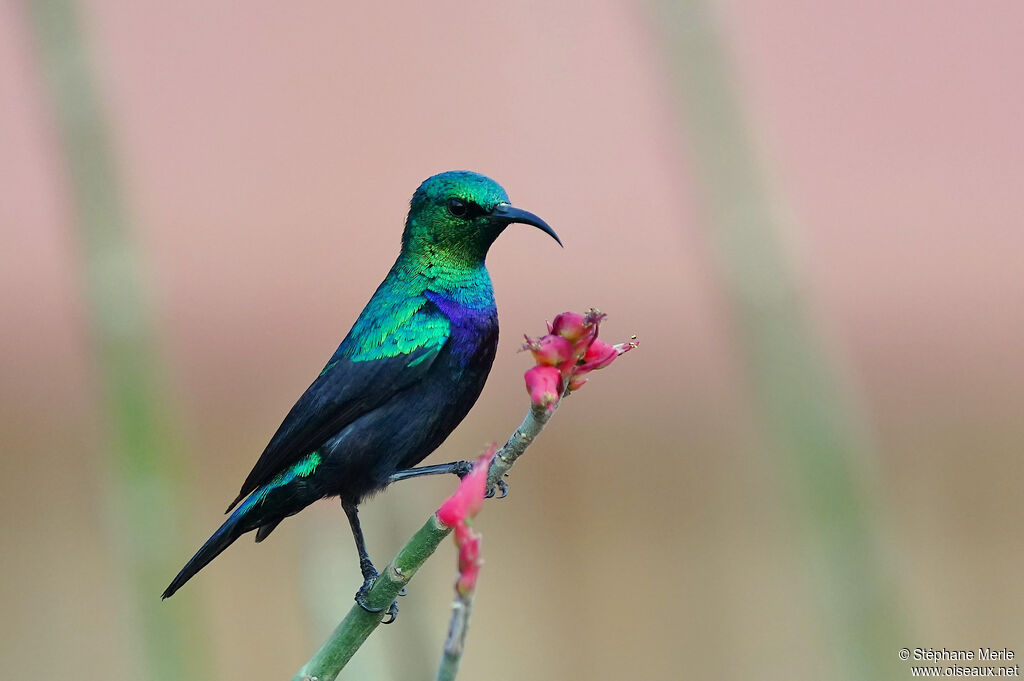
[162,171,560,619]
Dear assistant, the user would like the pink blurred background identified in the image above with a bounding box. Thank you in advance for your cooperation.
[2,2,1021,680]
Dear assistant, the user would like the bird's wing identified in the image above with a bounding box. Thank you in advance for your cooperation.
[226,297,451,511]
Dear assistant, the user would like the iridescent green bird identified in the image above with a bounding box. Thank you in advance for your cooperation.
[162,171,560,619]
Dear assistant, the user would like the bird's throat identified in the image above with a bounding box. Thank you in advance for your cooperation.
[399,251,495,312]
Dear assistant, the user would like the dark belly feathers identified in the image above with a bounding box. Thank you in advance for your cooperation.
[319,303,497,502]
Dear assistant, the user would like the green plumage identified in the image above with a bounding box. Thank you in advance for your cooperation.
[340,258,493,364]
[241,452,323,511]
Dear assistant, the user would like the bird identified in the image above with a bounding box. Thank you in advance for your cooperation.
[161,170,561,620]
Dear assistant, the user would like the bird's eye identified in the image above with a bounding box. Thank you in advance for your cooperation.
[446,198,468,218]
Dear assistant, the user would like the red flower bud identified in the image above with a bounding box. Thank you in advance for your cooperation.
[457,526,480,570]
[524,365,562,412]
[455,527,482,596]
[528,311,636,396]
[436,447,496,599]
[436,488,470,528]
[437,446,495,527]
[550,312,589,342]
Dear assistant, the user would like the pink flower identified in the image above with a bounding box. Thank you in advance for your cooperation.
[579,338,618,371]
[525,310,638,397]
[437,446,496,598]
[523,333,574,367]
[437,446,495,528]
[455,525,482,596]
[549,312,589,342]
[524,365,562,412]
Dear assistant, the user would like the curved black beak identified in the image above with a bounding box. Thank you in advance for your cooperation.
[491,203,562,247]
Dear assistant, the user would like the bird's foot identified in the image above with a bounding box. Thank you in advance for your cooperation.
[353,573,401,624]
[452,460,474,478]
[353,571,378,611]
[486,476,510,499]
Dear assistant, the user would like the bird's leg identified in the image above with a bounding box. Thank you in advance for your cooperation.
[343,500,399,623]
[343,500,377,583]
[388,460,473,484]
[390,461,512,499]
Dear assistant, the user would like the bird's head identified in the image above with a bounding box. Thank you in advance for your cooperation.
[402,170,561,268]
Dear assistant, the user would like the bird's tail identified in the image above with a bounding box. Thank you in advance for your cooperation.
[161,503,252,599]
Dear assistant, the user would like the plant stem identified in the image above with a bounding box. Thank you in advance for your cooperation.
[651,2,902,678]
[435,593,474,681]
[292,516,451,681]
[291,401,558,681]
[487,403,554,491]
[23,2,205,679]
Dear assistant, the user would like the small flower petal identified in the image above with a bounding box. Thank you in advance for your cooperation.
[524,334,574,367]
[437,490,469,528]
[580,338,618,371]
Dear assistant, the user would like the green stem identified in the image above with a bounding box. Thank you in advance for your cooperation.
[487,403,554,491]
[435,594,474,681]
[23,2,204,679]
[292,516,451,681]
[651,2,902,678]
[291,400,558,681]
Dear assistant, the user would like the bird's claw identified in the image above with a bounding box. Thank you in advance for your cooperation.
[485,476,509,499]
[353,575,401,623]
[380,600,399,624]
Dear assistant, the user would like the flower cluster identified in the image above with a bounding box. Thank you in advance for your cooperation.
[436,445,497,596]
[522,309,638,412]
